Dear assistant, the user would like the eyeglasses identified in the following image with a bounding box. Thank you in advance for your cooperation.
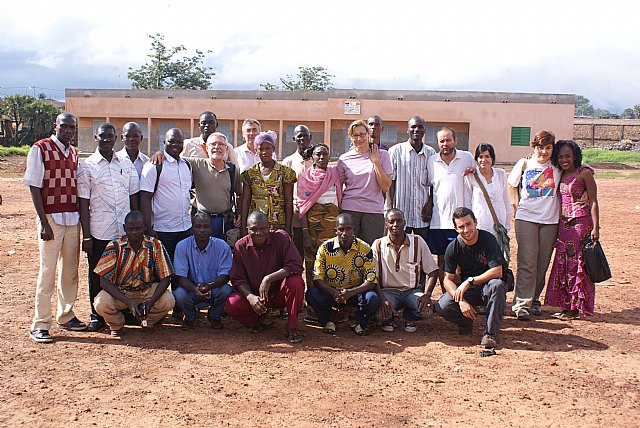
[352,133,368,140]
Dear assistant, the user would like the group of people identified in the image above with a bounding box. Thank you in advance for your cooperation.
[24,111,600,349]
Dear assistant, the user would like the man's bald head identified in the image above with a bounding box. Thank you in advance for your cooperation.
[122,122,141,133]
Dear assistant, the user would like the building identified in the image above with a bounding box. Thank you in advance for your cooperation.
[65,88,574,163]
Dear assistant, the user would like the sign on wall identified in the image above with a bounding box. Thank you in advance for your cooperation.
[344,101,361,115]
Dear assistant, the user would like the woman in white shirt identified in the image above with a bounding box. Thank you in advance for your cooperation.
[464,143,512,239]
[507,130,561,321]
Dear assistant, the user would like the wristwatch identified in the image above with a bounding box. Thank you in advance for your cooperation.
[466,277,474,285]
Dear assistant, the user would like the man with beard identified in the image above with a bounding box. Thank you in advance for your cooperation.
[426,127,475,287]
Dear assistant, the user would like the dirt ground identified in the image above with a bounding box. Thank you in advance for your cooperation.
[0,156,639,427]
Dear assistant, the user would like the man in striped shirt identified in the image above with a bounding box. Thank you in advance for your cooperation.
[388,116,436,248]
[94,211,175,337]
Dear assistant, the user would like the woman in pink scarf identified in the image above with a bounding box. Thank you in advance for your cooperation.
[297,144,342,285]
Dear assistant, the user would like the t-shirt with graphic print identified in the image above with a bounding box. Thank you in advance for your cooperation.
[507,157,561,224]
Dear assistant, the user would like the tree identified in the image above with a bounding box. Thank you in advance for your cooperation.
[574,95,594,117]
[634,104,640,118]
[260,66,334,91]
[620,108,637,119]
[0,95,61,146]
[593,108,618,119]
[127,33,214,90]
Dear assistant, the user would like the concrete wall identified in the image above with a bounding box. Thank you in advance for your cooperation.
[66,89,575,162]
[574,118,640,150]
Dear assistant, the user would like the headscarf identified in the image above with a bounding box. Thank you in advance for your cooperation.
[296,165,342,217]
[254,130,277,150]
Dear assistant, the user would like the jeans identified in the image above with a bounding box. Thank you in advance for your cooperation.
[157,229,192,292]
[173,284,233,322]
[381,288,425,323]
[305,287,380,329]
[434,279,506,335]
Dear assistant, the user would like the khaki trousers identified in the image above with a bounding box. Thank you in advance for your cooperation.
[94,283,175,331]
[31,215,80,331]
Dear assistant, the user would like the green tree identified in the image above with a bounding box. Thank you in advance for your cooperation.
[620,108,637,119]
[260,66,334,91]
[0,95,61,146]
[574,95,594,117]
[127,33,215,90]
[593,108,618,119]
[633,104,640,118]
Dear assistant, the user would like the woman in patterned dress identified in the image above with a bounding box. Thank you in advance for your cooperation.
[240,131,296,236]
[546,140,600,319]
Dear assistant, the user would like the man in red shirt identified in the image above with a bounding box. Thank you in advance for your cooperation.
[225,211,305,343]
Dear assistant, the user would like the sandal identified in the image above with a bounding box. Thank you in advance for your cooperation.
[552,310,580,321]
[351,324,369,336]
[285,328,303,343]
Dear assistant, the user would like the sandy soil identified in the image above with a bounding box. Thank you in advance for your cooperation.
[0,156,639,427]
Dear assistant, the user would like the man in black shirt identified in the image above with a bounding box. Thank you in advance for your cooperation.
[434,207,507,348]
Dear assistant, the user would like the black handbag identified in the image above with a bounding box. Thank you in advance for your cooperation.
[582,240,612,283]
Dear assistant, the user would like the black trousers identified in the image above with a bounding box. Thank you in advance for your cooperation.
[88,237,111,322]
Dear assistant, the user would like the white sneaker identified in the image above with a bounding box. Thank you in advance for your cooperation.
[380,324,395,332]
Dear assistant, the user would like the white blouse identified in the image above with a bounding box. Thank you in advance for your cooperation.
[464,168,512,237]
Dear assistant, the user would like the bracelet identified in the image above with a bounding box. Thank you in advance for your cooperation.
[83,238,92,242]
[302,227,309,230]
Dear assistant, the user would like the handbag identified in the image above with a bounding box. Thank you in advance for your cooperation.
[473,172,514,292]
[582,240,612,283]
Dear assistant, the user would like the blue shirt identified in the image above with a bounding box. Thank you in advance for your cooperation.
[174,236,232,285]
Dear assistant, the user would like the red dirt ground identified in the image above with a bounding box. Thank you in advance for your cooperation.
[0,156,639,427]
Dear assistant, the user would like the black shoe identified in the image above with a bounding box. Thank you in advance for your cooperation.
[481,334,497,349]
[30,329,53,343]
[172,309,184,321]
[279,309,289,320]
[57,317,87,331]
[86,319,105,332]
[458,325,472,335]
[124,311,141,326]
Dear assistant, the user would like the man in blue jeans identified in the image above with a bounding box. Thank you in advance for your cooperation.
[434,207,507,348]
[306,213,380,336]
[372,209,439,333]
[173,212,233,328]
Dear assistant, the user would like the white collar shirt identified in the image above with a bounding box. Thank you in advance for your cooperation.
[139,152,192,232]
[78,149,140,240]
[427,149,476,229]
[116,148,149,178]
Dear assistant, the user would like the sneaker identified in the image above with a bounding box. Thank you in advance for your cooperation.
[171,309,184,321]
[516,308,531,321]
[58,317,87,331]
[458,325,472,335]
[481,333,497,349]
[110,328,124,338]
[351,324,369,336]
[380,323,395,332]
[530,302,542,316]
[29,329,53,343]
[404,322,417,333]
[303,315,320,325]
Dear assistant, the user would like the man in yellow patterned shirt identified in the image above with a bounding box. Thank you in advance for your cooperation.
[306,213,379,335]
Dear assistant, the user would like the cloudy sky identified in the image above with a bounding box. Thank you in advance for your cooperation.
[1,0,638,112]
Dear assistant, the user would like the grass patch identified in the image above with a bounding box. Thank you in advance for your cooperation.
[0,146,30,157]
[596,171,640,179]
[583,148,640,163]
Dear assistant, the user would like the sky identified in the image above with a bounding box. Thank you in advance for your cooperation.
[1,0,638,113]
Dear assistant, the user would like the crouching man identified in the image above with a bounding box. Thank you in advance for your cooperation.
[94,210,175,337]
[372,209,438,333]
[434,207,507,348]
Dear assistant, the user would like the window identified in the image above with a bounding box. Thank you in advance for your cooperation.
[511,127,531,146]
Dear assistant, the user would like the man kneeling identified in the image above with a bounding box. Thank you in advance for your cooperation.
[173,212,233,329]
[434,207,507,348]
[224,211,305,343]
[94,211,175,337]
[372,209,438,333]
[306,213,379,336]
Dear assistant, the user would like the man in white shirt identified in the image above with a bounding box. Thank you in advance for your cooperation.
[281,125,313,260]
[23,112,87,342]
[116,122,149,178]
[235,118,276,173]
[427,127,475,286]
[78,123,140,331]
[388,116,436,247]
[182,111,237,166]
[140,128,193,301]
